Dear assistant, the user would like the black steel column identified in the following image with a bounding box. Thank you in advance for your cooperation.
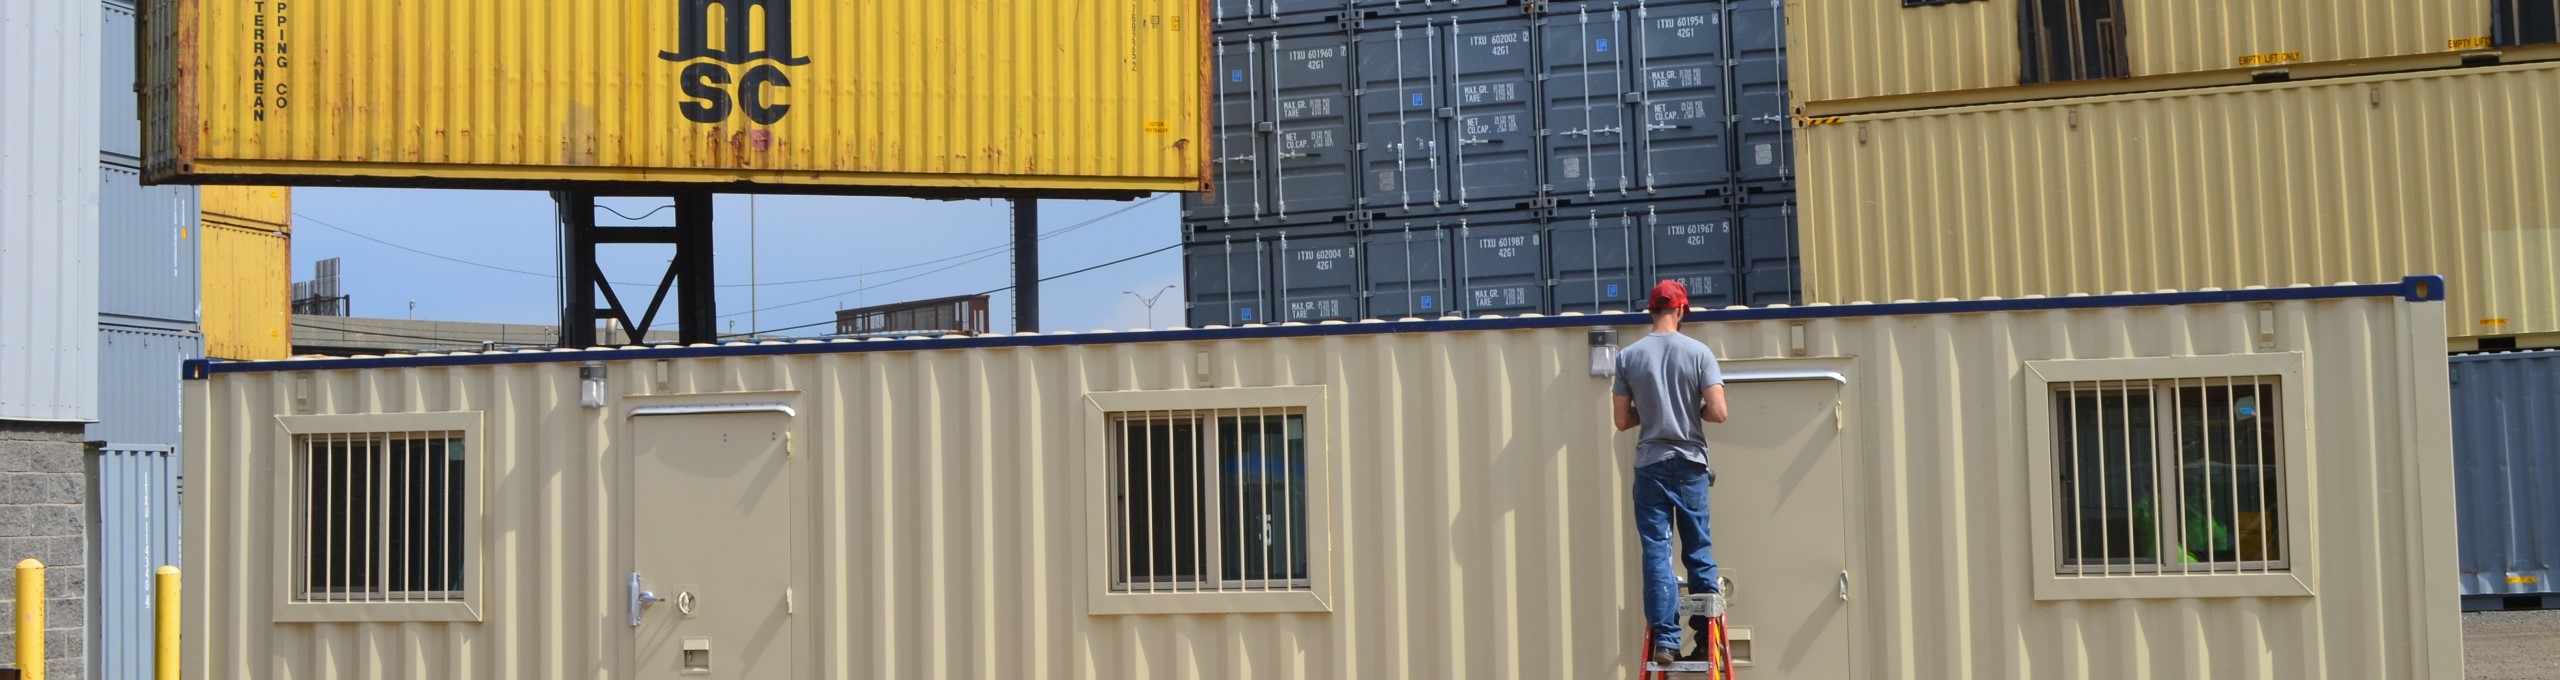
[1012,198,1040,333]
[673,192,718,345]
[554,190,720,348]
[556,191,599,348]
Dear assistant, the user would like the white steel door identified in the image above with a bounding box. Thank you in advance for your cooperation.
[631,412,794,679]
[1712,378,1850,678]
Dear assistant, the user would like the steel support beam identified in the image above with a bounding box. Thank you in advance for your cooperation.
[555,191,719,348]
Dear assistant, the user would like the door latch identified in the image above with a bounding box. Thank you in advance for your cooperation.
[630,571,666,627]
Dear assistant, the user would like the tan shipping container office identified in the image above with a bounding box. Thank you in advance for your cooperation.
[182,280,2461,679]
[1798,63,2560,350]
[141,0,1209,194]
[201,186,291,360]
[1787,0,2505,115]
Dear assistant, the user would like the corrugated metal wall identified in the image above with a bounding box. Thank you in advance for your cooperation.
[2449,350,2560,602]
[198,186,292,229]
[145,0,1207,193]
[91,446,182,680]
[184,288,2460,679]
[199,185,291,361]
[97,162,201,328]
[1798,63,2560,348]
[0,0,104,422]
[101,0,142,159]
[1788,0,2488,111]
[87,325,201,445]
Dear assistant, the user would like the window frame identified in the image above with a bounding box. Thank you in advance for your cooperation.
[271,411,486,622]
[2018,0,2131,85]
[2024,354,2314,601]
[1084,386,1333,616]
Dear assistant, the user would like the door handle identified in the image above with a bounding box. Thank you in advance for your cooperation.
[630,571,666,627]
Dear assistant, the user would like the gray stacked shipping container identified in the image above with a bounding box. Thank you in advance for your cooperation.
[95,1,198,677]
[1183,0,1797,326]
[2449,351,2560,611]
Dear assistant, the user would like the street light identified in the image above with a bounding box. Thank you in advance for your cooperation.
[1125,285,1177,329]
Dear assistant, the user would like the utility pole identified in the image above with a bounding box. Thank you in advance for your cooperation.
[1012,199,1040,333]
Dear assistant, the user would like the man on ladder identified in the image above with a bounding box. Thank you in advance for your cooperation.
[1610,280,1731,673]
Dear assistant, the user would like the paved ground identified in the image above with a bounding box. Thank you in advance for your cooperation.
[2466,609,2560,679]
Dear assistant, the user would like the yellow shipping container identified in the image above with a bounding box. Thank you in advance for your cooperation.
[201,217,290,360]
[142,0,1209,195]
[1788,0,2497,115]
[1798,63,2560,349]
[199,185,291,230]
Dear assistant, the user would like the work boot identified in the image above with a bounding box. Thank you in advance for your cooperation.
[1651,643,1680,666]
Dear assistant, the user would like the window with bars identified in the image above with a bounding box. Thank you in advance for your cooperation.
[1108,409,1310,593]
[293,432,469,603]
[2053,379,2287,576]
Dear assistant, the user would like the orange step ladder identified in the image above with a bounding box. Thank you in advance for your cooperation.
[1640,592,1734,679]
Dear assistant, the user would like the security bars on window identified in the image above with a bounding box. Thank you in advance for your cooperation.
[1109,408,1311,593]
[2053,378,2286,576]
[293,432,468,603]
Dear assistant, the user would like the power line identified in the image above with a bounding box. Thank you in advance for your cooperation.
[289,321,541,347]
[292,193,1165,290]
[596,204,675,222]
[711,195,1171,320]
[725,242,1181,338]
[295,212,564,280]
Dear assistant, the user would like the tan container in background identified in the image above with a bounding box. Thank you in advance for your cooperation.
[1798,63,2560,349]
[1788,0,2493,114]
[200,216,290,360]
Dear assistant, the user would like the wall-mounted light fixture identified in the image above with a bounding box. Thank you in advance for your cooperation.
[1589,329,1619,379]
[580,361,609,409]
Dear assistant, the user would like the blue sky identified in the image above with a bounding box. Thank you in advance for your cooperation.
[287,189,1186,336]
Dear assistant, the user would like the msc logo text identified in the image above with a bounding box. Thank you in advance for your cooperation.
[660,0,810,126]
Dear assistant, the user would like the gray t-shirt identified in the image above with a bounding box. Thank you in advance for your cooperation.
[1611,331,1724,469]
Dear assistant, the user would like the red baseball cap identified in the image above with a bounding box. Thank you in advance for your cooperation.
[1647,279,1689,312]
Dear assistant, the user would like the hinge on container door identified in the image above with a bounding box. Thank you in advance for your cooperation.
[787,587,795,614]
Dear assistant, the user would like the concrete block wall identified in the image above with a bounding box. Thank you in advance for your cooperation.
[0,422,87,679]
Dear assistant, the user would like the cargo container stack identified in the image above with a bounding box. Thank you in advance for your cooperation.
[1783,0,2560,612]
[88,2,198,679]
[1182,0,1803,327]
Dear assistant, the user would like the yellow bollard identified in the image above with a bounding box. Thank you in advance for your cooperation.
[15,558,43,680]
[156,566,181,680]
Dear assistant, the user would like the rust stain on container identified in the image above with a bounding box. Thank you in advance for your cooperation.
[142,0,1212,195]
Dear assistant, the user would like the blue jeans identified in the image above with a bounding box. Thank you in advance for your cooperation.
[1634,459,1717,651]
